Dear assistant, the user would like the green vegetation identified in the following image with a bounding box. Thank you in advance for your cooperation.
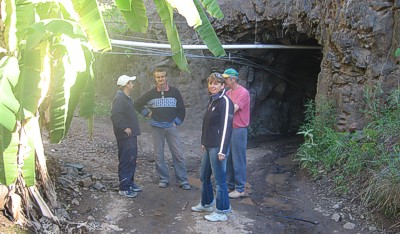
[296,86,400,217]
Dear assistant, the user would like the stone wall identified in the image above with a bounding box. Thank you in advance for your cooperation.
[97,0,400,133]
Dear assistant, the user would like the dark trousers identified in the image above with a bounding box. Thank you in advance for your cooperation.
[117,136,138,191]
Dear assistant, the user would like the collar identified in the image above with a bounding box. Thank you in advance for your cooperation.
[157,84,170,92]
[210,89,226,101]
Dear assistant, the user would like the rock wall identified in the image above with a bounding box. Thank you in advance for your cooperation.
[97,0,400,134]
[215,0,400,131]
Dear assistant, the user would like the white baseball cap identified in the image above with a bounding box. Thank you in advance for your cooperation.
[117,75,137,86]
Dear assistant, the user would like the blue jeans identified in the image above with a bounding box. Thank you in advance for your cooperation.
[152,126,189,185]
[226,127,248,193]
[117,136,138,191]
[200,147,230,212]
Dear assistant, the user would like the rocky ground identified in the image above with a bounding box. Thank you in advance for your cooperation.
[2,115,399,233]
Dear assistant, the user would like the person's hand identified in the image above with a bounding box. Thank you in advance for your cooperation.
[124,128,132,136]
[201,145,205,152]
[218,153,226,161]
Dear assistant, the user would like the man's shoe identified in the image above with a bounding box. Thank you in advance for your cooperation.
[158,182,168,188]
[229,190,245,199]
[119,190,137,198]
[180,184,191,190]
[130,184,142,192]
[204,212,227,222]
[191,202,214,212]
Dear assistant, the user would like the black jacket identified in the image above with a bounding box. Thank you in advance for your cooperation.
[201,89,234,155]
[111,90,141,140]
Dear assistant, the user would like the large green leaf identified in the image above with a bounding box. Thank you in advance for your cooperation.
[116,0,148,33]
[154,0,189,72]
[4,0,36,52]
[35,2,63,20]
[70,0,112,52]
[27,19,87,49]
[115,0,132,10]
[78,47,95,139]
[17,46,42,120]
[166,0,201,28]
[0,56,20,131]
[66,45,95,139]
[193,0,225,57]
[48,38,83,143]
[21,118,36,187]
[18,19,89,123]
[199,0,224,19]
[79,47,95,119]
[0,126,19,185]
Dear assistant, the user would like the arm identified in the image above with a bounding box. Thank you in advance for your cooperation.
[134,91,152,117]
[174,88,186,125]
[218,96,234,158]
[111,95,130,132]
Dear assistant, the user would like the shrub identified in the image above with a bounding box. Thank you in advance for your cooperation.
[295,86,400,217]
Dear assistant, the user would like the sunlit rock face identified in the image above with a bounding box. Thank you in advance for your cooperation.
[96,0,400,136]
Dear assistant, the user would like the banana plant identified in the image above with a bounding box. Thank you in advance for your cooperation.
[0,0,225,225]
[0,0,110,223]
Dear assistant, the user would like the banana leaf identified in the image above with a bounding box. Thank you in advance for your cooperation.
[20,118,36,187]
[70,0,112,52]
[154,0,189,72]
[0,56,20,131]
[48,38,86,143]
[199,0,224,19]
[116,0,148,33]
[0,126,19,185]
[166,0,201,28]
[193,0,225,57]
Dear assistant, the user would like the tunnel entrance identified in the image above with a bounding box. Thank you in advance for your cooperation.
[222,41,322,138]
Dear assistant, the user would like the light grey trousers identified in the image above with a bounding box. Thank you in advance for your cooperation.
[151,125,189,186]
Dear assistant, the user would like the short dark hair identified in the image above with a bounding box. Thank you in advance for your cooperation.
[153,67,167,75]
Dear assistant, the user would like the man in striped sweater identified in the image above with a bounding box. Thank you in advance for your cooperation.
[135,67,190,190]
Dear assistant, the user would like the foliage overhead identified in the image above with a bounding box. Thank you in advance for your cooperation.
[114,0,226,71]
[0,0,110,186]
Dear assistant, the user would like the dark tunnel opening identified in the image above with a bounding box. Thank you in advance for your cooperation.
[225,43,322,138]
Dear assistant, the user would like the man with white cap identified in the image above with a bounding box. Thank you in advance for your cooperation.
[111,75,142,198]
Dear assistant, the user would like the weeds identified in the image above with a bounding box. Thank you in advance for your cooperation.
[295,85,400,217]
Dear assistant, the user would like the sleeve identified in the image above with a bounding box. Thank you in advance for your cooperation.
[134,91,151,116]
[174,89,186,125]
[111,95,129,130]
[218,97,234,155]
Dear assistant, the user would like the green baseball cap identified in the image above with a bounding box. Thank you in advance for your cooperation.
[222,68,239,78]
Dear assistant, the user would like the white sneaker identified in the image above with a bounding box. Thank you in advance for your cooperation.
[204,212,227,222]
[191,202,214,212]
[229,190,245,199]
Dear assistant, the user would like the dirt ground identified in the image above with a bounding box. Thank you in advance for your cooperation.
[19,116,399,233]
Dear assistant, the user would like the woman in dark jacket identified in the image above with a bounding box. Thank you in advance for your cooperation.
[191,73,234,222]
